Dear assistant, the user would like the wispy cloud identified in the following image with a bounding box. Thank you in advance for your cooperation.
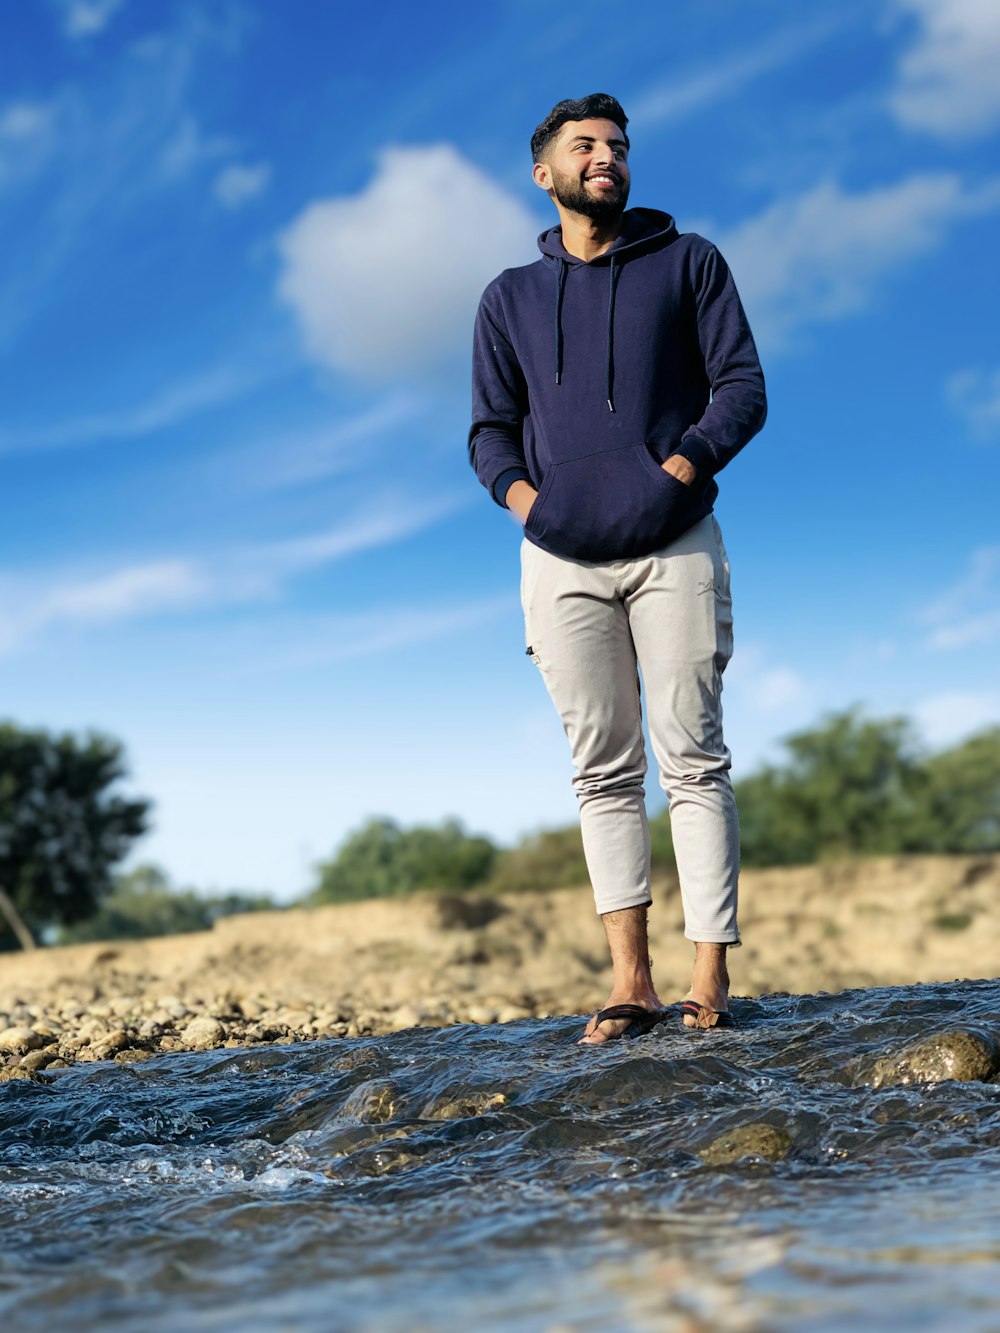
[277,143,538,380]
[630,15,846,125]
[0,365,262,455]
[56,0,128,39]
[919,545,1000,650]
[153,114,233,185]
[214,395,427,491]
[214,161,271,209]
[889,0,1000,137]
[946,365,1000,441]
[0,492,466,656]
[717,172,1000,351]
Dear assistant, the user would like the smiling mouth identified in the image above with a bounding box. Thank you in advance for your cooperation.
[585,173,619,187]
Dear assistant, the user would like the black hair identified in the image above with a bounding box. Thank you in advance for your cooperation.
[531,93,630,163]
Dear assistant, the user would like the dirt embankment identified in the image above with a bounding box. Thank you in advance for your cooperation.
[1,854,997,1076]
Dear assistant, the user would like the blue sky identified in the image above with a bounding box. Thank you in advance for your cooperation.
[1,0,998,899]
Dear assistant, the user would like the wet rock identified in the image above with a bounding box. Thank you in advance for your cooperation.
[868,1028,1000,1089]
[342,1080,400,1123]
[699,1123,793,1165]
[0,1026,44,1055]
[181,1017,226,1050]
[423,1091,507,1120]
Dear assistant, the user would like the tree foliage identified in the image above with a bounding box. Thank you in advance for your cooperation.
[0,724,150,946]
[734,708,998,867]
[916,727,1000,854]
[58,864,277,944]
[311,817,497,905]
[306,711,1000,904]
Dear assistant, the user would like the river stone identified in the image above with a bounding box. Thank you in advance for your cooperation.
[19,1047,59,1072]
[90,1029,129,1061]
[699,1123,793,1165]
[0,1026,44,1055]
[181,1017,226,1050]
[868,1028,1000,1089]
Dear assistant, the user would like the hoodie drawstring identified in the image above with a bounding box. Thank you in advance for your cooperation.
[606,257,620,413]
[554,259,567,385]
[553,254,621,412]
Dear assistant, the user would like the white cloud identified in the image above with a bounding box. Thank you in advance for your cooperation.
[0,103,52,140]
[631,16,843,125]
[913,690,1000,746]
[919,545,1000,649]
[0,493,464,656]
[725,644,813,716]
[946,365,1000,440]
[59,0,127,38]
[214,161,271,209]
[717,172,1000,351]
[889,0,1000,137]
[276,144,539,380]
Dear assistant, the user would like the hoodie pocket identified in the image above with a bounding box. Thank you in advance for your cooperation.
[525,443,699,562]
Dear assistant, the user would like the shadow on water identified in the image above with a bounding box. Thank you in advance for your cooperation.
[2,978,1000,1331]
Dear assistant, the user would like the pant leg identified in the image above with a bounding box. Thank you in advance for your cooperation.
[624,516,741,945]
[520,538,651,915]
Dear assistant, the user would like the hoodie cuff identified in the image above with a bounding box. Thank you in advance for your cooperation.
[675,436,717,481]
[493,467,532,508]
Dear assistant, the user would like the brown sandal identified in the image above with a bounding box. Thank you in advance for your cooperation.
[583,1004,671,1042]
[680,1000,735,1030]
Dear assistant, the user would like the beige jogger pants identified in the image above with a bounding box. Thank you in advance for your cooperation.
[520,514,740,943]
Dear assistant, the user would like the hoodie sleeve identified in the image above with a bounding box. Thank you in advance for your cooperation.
[674,242,767,480]
[469,281,532,507]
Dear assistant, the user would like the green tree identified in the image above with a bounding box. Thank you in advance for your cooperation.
[486,825,589,894]
[59,864,277,943]
[311,817,497,905]
[735,708,926,867]
[917,726,1000,853]
[0,724,150,948]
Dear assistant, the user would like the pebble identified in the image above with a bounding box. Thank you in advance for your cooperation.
[0,1026,44,1055]
[181,1017,226,1050]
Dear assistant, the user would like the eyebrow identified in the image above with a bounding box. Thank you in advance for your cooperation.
[567,134,628,149]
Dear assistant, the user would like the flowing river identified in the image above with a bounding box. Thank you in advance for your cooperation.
[2,977,1000,1331]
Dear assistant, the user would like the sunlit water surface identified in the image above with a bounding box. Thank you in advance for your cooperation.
[3,979,1000,1331]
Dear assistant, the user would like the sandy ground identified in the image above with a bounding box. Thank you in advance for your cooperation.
[0,853,997,1075]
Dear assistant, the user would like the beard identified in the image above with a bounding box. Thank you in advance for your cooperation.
[549,166,630,222]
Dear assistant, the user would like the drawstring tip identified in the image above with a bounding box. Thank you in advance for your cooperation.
[555,373,561,386]
[607,399,615,413]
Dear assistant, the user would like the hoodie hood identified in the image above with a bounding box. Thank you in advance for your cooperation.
[536,207,678,265]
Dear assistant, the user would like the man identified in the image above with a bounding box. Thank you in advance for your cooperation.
[469,94,766,1043]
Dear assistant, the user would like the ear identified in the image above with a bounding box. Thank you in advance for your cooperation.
[532,161,552,192]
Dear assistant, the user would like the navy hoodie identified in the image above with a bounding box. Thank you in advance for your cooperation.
[469,208,766,562]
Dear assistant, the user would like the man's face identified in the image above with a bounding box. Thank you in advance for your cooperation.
[533,117,630,222]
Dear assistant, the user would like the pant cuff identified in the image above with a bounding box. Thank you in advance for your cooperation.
[684,930,742,947]
[596,893,653,917]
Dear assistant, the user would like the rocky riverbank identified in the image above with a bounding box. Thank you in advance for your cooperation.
[2,852,997,1078]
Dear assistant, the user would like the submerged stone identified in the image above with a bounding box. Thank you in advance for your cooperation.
[868,1028,1000,1089]
[698,1123,792,1165]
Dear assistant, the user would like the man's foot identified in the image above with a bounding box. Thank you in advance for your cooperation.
[579,988,665,1044]
[683,942,730,1030]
